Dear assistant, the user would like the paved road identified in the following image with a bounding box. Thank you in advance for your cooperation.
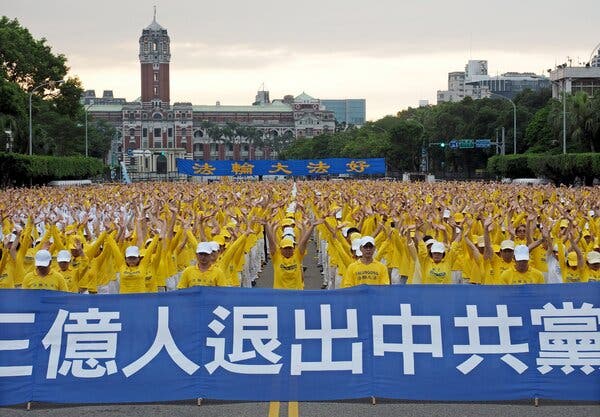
[2,239,598,417]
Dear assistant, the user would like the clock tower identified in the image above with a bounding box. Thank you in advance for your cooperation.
[139,8,170,105]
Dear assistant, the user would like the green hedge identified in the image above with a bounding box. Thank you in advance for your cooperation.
[0,153,105,186]
[487,153,600,185]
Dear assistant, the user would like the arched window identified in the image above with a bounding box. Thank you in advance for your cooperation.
[129,128,135,136]
[194,130,204,138]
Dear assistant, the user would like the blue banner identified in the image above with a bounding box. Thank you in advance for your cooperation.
[176,158,386,176]
[0,284,599,405]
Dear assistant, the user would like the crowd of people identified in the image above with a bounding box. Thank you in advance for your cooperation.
[0,180,599,293]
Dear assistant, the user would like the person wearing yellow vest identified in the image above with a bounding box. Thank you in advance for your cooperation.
[342,236,389,287]
[177,242,229,288]
[22,250,68,291]
[499,245,544,285]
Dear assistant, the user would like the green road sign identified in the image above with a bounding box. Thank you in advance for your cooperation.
[459,139,475,149]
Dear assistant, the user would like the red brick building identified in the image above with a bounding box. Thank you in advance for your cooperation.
[88,14,335,174]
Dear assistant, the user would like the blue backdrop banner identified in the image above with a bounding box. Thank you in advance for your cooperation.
[0,284,599,405]
[176,158,386,176]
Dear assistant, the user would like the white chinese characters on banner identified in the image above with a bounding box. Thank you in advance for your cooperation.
[291,304,363,375]
[453,305,529,374]
[43,308,121,379]
[372,303,442,375]
[531,302,600,375]
[205,306,283,374]
[122,306,199,377]
[0,313,35,377]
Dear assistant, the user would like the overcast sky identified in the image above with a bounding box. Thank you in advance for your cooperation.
[2,0,598,119]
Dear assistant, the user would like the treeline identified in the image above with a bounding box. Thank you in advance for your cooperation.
[281,88,600,178]
[0,153,105,187]
[488,154,600,185]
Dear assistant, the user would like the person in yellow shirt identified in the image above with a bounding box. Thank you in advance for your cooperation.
[108,238,159,294]
[265,217,321,290]
[342,236,389,287]
[54,250,79,292]
[489,240,517,285]
[0,243,13,289]
[584,251,600,282]
[22,250,68,291]
[177,242,228,288]
[418,241,458,284]
[499,245,544,285]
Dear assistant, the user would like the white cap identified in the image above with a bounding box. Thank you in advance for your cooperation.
[341,227,350,237]
[125,246,140,258]
[57,250,72,263]
[283,227,295,236]
[589,210,595,217]
[500,240,515,251]
[208,241,220,252]
[360,236,375,247]
[587,251,600,264]
[430,242,446,254]
[335,210,343,219]
[514,245,530,261]
[351,237,362,252]
[196,242,213,254]
[35,250,52,267]
[425,238,436,246]
[442,209,451,219]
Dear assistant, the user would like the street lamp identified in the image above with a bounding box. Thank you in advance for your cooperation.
[562,78,571,154]
[84,103,94,157]
[487,91,517,154]
[29,79,64,155]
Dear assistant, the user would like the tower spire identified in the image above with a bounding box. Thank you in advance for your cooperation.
[153,5,156,22]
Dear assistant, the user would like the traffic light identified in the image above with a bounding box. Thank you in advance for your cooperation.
[440,142,446,148]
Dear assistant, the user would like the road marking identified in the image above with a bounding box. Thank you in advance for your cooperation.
[268,401,280,417]
[289,401,299,417]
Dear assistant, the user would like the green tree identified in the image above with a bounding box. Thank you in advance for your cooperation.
[0,16,67,90]
[569,92,598,152]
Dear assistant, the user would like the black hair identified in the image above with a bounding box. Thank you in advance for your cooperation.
[346,227,360,236]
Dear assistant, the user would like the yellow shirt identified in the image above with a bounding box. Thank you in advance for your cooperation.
[55,266,79,293]
[0,249,14,289]
[118,264,148,294]
[491,257,514,285]
[272,250,303,290]
[562,267,586,283]
[342,260,389,287]
[177,264,228,288]
[584,266,600,282]
[22,270,69,291]
[422,258,454,284]
[499,266,545,285]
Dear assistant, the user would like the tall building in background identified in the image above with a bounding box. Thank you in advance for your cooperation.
[437,60,550,103]
[87,13,335,175]
[320,99,366,126]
